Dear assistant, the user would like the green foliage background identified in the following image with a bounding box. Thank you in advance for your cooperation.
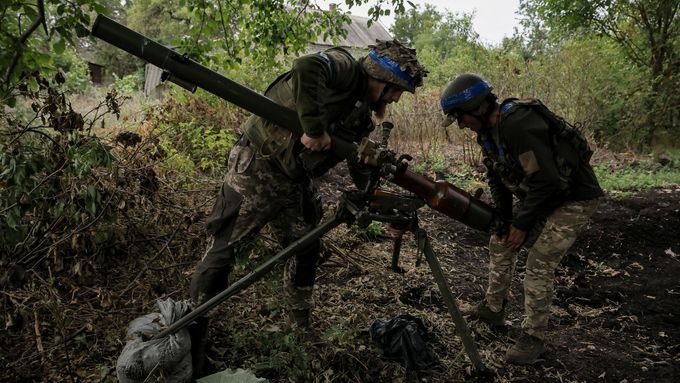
[391,2,678,151]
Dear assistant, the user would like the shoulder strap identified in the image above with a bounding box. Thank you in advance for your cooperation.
[263,70,291,95]
[499,98,565,132]
[317,51,337,84]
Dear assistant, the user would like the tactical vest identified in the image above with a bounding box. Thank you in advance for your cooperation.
[482,99,594,196]
[478,132,528,196]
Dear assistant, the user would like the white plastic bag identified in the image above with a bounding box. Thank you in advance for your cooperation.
[197,368,269,383]
[116,298,193,383]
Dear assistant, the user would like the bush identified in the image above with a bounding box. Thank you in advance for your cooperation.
[0,75,122,262]
[53,48,92,93]
[111,68,145,96]
[148,90,246,175]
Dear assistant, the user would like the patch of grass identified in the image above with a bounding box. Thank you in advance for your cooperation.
[607,190,635,200]
[411,149,449,176]
[594,157,680,192]
[446,162,487,193]
[364,221,384,239]
[349,220,385,241]
[428,150,449,175]
[323,321,359,347]
[225,321,313,381]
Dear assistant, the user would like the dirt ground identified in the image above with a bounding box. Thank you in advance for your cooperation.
[2,170,679,382]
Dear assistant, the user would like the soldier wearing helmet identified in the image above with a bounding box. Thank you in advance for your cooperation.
[188,40,426,377]
[440,73,603,365]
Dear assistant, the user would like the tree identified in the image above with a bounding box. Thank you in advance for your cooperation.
[521,0,679,147]
[392,4,479,57]
[0,0,107,104]
[521,0,678,83]
[391,3,442,45]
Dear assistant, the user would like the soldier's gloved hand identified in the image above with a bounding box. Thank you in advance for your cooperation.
[500,225,526,250]
[301,132,331,151]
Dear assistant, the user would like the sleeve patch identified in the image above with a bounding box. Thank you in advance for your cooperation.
[518,150,540,174]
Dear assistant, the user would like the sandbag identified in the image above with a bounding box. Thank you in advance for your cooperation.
[370,314,438,370]
[116,298,193,382]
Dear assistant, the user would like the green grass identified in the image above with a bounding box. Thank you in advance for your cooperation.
[446,166,487,194]
[594,158,680,192]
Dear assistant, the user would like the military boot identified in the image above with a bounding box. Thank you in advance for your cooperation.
[288,308,311,329]
[469,299,506,327]
[505,332,547,364]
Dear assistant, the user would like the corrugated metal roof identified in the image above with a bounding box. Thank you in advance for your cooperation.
[314,14,392,48]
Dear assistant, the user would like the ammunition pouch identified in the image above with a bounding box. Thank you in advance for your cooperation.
[551,124,590,197]
[483,156,525,192]
[243,116,294,159]
[553,123,593,164]
[243,76,298,158]
[242,76,308,179]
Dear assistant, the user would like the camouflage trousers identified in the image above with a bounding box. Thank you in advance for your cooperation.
[190,140,321,312]
[485,199,600,339]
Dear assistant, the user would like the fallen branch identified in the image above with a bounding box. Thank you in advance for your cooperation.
[32,305,45,365]
[322,241,369,271]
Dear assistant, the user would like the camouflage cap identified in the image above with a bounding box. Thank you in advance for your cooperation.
[362,39,427,93]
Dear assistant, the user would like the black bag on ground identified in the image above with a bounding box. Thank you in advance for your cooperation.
[370,314,437,370]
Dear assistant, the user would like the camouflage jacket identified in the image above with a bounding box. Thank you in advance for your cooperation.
[479,98,603,231]
[243,47,374,180]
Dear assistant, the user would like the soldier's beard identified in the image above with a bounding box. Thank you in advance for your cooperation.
[371,101,388,119]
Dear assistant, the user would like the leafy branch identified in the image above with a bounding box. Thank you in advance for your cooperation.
[2,0,46,87]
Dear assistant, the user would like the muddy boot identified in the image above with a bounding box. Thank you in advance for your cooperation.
[288,308,311,329]
[505,332,547,365]
[469,299,506,327]
[189,316,213,378]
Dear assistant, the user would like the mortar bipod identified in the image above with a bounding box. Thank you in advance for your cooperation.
[415,227,489,374]
[339,190,489,373]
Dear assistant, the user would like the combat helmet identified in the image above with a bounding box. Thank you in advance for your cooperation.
[362,40,427,93]
[440,73,493,127]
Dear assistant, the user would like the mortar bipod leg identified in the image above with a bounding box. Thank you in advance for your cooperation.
[418,229,488,373]
[153,214,344,340]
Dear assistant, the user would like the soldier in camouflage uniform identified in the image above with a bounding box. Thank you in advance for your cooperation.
[188,40,427,375]
[440,73,603,364]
